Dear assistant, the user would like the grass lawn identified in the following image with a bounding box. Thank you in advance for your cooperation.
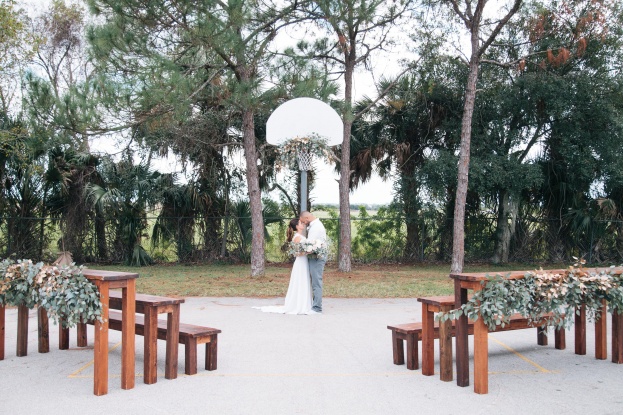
[89,262,557,298]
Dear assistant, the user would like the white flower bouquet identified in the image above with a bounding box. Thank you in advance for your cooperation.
[288,239,329,259]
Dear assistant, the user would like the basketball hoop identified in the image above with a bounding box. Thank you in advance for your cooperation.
[265,98,343,212]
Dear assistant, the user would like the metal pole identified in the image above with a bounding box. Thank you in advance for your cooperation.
[301,170,308,213]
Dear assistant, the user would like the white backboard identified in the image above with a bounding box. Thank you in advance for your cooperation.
[266,97,343,146]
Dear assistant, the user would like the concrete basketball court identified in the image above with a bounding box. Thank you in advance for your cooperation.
[0,297,621,414]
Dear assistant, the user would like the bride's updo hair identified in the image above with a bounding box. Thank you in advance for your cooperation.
[286,218,299,242]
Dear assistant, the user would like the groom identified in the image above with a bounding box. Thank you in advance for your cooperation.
[300,211,327,313]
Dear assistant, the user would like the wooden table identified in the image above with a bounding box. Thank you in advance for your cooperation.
[451,267,623,394]
[83,269,138,396]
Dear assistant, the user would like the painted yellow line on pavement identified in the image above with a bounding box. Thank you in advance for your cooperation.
[68,341,123,378]
[489,335,551,373]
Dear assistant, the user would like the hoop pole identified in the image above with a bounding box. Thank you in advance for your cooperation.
[301,171,308,213]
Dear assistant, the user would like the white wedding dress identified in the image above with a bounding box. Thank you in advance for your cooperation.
[254,233,316,315]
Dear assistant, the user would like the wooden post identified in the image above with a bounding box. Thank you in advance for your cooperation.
[473,316,489,394]
[59,321,70,350]
[0,304,5,360]
[537,327,548,346]
[455,283,469,387]
[77,321,88,347]
[94,281,109,396]
[555,327,566,350]
[612,311,623,364]
[121,279,136,390]
[16,305,29,357]
[143,305,158,384]
[439,304,453,382]
[595,299,607,360]
[421,303,435,376]
[37,307,50,353]
[575,305,586,355]
[165,304,180,380]
[473,285,488,395]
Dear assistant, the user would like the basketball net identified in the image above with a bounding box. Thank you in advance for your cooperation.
[297,149,314,171]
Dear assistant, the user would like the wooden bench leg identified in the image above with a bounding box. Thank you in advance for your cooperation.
[406,333,418,370]
[595,299,607,360]
[0,304,5,360]
[613,311,623,364]
[555,327,566,350]
[144,306,158,384]
[205,335,217,371]
[77,321,88,347]
[17,305,29,357]
[391,330,405,366]
[37,307,49,353]
[59,320,70,350]
[575,305,586,355]
[185,338,198,375]
[537,327,548,346]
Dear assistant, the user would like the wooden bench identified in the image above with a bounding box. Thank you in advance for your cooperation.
[106,310,221,375]
[63,291,185,384]
[388,295,566,381]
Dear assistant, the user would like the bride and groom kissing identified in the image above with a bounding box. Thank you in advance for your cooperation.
[255,211,327,315]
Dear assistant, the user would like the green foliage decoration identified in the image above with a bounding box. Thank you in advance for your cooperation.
[440,260,623,331]
[275,134,338,171]
[0,259,102,328]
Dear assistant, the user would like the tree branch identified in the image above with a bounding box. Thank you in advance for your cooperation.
[478,0,522,57]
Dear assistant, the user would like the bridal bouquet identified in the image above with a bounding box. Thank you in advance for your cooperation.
[288,239,329,259]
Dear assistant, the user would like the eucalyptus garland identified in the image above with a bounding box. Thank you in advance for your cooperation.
[275,133,338,171]
[0,259,103,328]
[439,260,623,331]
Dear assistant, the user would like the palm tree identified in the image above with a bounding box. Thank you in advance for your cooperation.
[349,73,463,260]
[87,158,170,266]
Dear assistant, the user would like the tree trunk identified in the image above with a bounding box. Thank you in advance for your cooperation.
[338,60,355,272]
[451,15,482,275]
[491,190,519,264]
[241,107,265,276]
[339,118,353,271]
[95,209,107,261]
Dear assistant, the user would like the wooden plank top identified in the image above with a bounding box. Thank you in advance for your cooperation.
[82,269,139,281]
[109,291,185,307]
[417,295,455,306]
[449,267,623,282]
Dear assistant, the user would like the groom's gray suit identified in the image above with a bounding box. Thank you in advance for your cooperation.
[306,218,327,312]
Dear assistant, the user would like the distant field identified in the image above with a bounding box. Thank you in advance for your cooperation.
[90,262,552,298]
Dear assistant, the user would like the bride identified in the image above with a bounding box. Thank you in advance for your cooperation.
[254,218,316,315]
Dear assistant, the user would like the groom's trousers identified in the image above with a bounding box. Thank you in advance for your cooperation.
[308,257,326,312]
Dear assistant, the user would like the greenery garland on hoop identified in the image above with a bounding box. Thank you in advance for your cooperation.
[275,133,338,171]
[439,259,623,331]
[0,259,103,328]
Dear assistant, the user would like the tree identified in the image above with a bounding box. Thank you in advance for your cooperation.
[439,0,522,273]
[87,0,310,276]
[350,71,464,261]
[0,0,36,114]
[24,0,101,152]
[299,0,412,271]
